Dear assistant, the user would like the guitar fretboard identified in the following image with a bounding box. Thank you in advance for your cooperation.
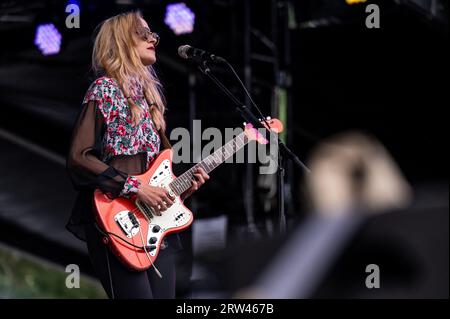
[169,132,250,196]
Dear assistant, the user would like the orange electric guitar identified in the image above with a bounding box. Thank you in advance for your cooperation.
[94,118,283,271]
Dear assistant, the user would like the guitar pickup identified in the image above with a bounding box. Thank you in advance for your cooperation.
[135,199,154,219]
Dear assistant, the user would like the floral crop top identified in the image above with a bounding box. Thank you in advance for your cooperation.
[83,77,161,165]
[67,76,162,200]
[84,76,161,197]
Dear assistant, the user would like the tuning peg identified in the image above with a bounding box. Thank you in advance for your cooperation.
[266,116,271,120]
[243,122,247,126]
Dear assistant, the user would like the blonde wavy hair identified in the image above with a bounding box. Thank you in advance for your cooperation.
[92,11,166,131]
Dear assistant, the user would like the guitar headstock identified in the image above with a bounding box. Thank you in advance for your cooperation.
[244,117,284,144]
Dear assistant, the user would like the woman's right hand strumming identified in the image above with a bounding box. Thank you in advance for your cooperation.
[136,184,174,216]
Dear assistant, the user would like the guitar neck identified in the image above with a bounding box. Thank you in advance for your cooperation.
[169,132,250,196]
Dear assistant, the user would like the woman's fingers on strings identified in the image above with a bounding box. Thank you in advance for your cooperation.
[163,192,174,206]
[191,179,199,191]
[193,173,205,185]
[196,168,209,180]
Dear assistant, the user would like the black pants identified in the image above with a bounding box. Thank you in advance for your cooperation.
[85,223,177,299]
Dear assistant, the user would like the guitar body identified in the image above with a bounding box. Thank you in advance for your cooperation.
[93,118,283,271]
[94,149,193,271]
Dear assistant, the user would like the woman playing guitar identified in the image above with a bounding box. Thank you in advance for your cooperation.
[66,11,209,299]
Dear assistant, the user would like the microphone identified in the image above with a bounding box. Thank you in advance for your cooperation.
[178,45,225,64]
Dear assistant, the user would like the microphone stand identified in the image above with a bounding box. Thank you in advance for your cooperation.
[197,60,310,235]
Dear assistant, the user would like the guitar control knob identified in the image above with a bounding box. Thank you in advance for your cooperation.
[149,237,157,244]
[152,225,161,233]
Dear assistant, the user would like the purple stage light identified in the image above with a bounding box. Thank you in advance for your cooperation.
[34,23,62,55]
[164,3,195,35]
